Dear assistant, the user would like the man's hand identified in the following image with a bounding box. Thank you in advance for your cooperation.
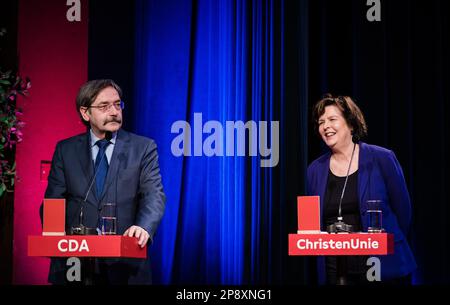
[124,226,150,248]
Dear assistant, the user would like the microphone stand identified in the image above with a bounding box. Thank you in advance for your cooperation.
[70,131,112,236]
[69,154,105,236]
[69,131,112,285]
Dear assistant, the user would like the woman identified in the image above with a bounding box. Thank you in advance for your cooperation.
[307,94,416,285]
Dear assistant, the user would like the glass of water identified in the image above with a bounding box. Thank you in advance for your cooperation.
[101,202,117,235]
[366,200,383,233]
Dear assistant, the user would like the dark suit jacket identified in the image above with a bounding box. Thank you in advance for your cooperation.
[307,142,417,283]
[43,129,166,284]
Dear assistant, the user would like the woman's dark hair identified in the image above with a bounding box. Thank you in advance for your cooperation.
[312,93,368,143]
[76,79,123,127]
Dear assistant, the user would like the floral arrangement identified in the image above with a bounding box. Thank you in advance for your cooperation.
[0,28,31,197]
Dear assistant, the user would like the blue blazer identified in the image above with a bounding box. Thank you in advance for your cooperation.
[307,142,416,283]
[43,129,166,284]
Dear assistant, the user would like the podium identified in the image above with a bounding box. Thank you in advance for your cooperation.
[292,197,393,256]
[28,235,147,258]
[292,196,395,284]
[28,235,146,285]
[289,232,394,256]
[288,232,393,285]
[30,199,148,284]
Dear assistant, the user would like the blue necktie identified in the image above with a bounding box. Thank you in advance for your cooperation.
[95,139,110,198]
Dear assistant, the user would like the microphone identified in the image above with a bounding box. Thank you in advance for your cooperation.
[327,143,356,233]
[70,131,112,235]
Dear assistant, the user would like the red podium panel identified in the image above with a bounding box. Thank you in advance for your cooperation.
[297,196,321,232]
[28,235,146,258]
[42,199,65,236]
[288,233,394,256]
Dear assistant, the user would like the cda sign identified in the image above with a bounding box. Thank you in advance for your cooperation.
[58,239,90,252]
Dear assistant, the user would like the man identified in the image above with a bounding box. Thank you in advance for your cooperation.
[43,79,166,284]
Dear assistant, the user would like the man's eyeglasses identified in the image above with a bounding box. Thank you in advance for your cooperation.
[88,101,125,112]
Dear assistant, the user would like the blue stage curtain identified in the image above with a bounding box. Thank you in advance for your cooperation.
[133,0,309,284]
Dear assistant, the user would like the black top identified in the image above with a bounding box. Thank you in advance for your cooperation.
[324,169,367,283]
[324,169,362,231]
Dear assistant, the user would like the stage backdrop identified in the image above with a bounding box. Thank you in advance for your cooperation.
[14,0,88,284]
[131,0,309,284]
